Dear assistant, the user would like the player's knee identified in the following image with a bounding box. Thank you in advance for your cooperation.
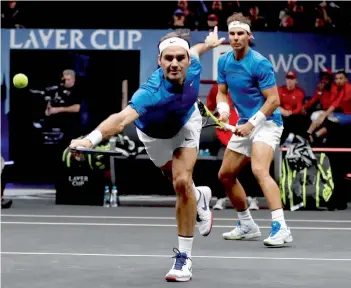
[218,169,236,185]
[173,173,192,197]
[251,164,270,181]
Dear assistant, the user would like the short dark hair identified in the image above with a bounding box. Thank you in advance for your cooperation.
[335,70,347,78]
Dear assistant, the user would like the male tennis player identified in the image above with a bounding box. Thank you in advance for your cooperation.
[70,29,225,281]
[215,14,293,246]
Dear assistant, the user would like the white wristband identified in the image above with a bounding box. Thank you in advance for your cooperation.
[84,130,103,147]
[217,102,230,117]
[248,111,266,127]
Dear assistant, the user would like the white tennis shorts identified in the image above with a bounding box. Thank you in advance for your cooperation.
[136,106,202,167]
[310,110,339,123]
[227,120,283,157]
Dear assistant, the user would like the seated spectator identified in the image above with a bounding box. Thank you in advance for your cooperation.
[313,1,335,32]
[206,14,219,31]
[307,70,351,145]
[303,69,334,114]
[278,72,306,142]
[170,9,186,29]
[247,5,268,31]
[1,0,25,28]
[176,0,196,30]
[279,12,295,31]
[279,1,304,31]
[208,1,226,29]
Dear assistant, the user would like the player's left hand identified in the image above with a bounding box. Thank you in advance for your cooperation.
[205,26,225,48]
[235,122,254,137]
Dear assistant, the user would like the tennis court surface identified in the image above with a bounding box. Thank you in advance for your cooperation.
[2,199,351,288]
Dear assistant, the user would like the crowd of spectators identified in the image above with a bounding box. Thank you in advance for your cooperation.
[277,69,351,147]
[169,0,350,33]
[2,1,351,34]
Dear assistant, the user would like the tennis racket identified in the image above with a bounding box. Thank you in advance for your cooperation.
[197,99,237,133]
[70,146,141,158]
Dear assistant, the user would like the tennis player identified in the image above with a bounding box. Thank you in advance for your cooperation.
[215,14,293,246]
[70,29,225,281]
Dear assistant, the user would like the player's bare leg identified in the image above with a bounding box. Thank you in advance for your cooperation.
[165,147,198,282]
[160,161,213,237]
[251,142,293,246]
[218,149,261,240]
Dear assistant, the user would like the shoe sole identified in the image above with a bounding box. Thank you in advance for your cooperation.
[201,211,213,237]
[201,188,213,237]
[263,236,293,247]
[165,275,192,282]
[223,231,262,240]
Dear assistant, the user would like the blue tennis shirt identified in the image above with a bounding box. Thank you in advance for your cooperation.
[217,47,283,126]
[129,54,202,139]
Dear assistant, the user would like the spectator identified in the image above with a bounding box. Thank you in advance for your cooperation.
[279,12,294,31]
[176,0,196,30]
[279,1,304,31]
[303,69,334,115]
[170,9,186,29]
[307,71,351,144]
[208,1,226,29]
[247,5,268,31]
[278,72,306,142]
[206,14,219,31]
[1,1,25,28]
[314,1,334,32]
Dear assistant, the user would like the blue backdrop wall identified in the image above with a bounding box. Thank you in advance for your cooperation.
[1,29,351,159]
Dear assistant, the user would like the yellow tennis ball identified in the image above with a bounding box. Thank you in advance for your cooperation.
[13,73,28,89]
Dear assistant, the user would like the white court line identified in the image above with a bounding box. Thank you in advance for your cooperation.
[1,221,351,231]
[2,214,351,223]
[1,251,351,262]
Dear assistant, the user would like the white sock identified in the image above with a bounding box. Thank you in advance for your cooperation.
[192,182,201,203]
[237,209,255,227]
[178,236,193,258]
[271,209,286,226]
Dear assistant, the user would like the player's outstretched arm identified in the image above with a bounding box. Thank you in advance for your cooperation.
[190,26,225,58]
[69,106,139,148]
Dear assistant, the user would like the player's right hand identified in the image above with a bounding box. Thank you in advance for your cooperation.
[218,113,229,124]
[69,138,93,149]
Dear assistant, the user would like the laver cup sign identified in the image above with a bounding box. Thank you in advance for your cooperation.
[9,29,143,50]
[68,176,89,187]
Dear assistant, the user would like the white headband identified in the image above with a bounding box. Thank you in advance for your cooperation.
[158,37,190,55]
[228,21,254,39]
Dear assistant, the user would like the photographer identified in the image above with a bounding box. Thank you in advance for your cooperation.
[45,69,82,145]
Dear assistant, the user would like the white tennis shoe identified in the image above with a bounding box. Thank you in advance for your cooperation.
[165,248,192,282]
[196,186,213,237]
[263,221,293,246]
[222,221,261,240]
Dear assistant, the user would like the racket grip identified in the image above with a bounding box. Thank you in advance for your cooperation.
[223,123,237,132]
